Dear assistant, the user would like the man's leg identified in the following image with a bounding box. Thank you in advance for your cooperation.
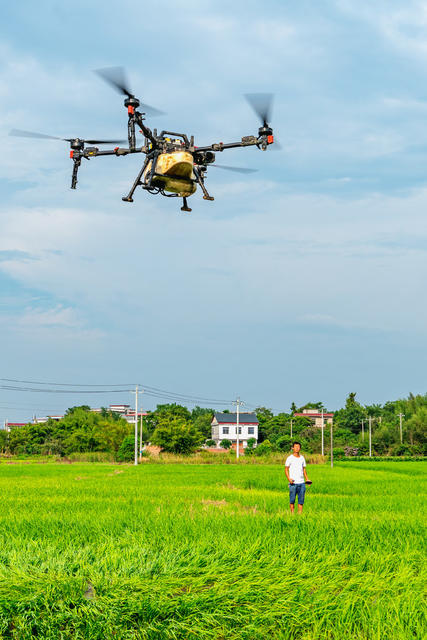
[296,484,306,514]
[289,484,296,513]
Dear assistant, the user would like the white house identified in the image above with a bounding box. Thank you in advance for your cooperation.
[211,412,258,450]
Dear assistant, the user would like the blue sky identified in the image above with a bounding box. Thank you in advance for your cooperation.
[2,0,427,423]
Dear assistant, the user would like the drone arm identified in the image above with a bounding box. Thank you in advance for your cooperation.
[82,147,146,158]
[134,113,156,146]
[195,135,259,153]
[196,128,274,153]
[70,146,145,189]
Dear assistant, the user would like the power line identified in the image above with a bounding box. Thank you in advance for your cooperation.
[0,378,133,387]
[0,384,131,394]
[0,377,235,406]
[0,377,259,409]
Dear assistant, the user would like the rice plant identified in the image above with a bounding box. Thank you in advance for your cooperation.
[0,461,425,639]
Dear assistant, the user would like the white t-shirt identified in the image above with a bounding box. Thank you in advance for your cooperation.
[285,454,306,484]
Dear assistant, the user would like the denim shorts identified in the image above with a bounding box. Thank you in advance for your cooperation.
[289,482,306,505]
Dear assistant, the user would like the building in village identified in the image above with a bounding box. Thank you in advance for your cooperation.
[2,404,146,430]
[211,412,258,450]
[293,408,334,428]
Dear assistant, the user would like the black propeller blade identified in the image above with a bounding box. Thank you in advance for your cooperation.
[94,66,165,116]
[244,93,273,126]
[9,129,126,145]
[95,66,132,98]
[211,164,258,174]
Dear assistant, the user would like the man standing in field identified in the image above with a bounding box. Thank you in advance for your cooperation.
[285,442,310,514]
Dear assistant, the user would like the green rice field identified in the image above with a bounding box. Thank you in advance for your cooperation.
[0,461,425,639]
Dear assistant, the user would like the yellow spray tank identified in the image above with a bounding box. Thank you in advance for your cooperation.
[144,150,196,197]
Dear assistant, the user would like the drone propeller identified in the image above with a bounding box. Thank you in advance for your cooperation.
[95,66,132,98]
[244,93,281,150]
[94,66,165,116]
[9,129,126,145]
[244,93,273,127]
[211,164,257,174]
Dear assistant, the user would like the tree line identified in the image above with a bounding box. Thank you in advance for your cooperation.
[0,392,425,459]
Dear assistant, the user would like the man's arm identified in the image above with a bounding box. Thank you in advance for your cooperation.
[285,466,294,483]
[303,465,309,482]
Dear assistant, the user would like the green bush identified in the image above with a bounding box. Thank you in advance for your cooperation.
[220,439,232,449]
[254,439,276,456]
[116,435,135,462]
[205,439,216,448]
[245,437,257,455]
[275,435,292,451]
[332,448,345,459]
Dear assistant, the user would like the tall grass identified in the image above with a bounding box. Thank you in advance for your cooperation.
[0,462,425,639]
[144,451,326,465]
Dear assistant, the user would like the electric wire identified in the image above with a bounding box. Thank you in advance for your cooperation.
[0,378,259,410]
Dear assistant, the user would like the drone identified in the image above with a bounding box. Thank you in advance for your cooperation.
[10,67,276,212]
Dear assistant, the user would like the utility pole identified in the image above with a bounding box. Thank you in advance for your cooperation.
[361,419,365,441]
[130,385,144,466]
[232,397,244,460]
[369,415,372,458]
[398,413,405,443]
[134,385,139,466]
[290,418,293,439]
[330,416,333,468]
[139,391,145,458]
[321,408,324,457]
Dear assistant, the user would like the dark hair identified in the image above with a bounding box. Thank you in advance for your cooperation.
[292,441,301,447]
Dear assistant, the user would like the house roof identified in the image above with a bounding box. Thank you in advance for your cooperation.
[213,412,258,424]
[294,412,334,418]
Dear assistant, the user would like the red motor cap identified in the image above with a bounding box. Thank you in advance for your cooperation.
[69,150,74,158]
[267,135,274,144]
[128,105,135,115]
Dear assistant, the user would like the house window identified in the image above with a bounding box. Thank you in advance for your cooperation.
[248,427,254,435]
[222,427,229,435]
[237,427,242,434]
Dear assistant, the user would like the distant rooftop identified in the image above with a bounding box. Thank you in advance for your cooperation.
[213,412,258,424]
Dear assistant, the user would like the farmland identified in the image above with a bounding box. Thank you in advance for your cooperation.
[0,461,425,639]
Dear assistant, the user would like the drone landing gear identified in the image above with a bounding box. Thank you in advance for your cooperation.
[122,157,149,203]
[181,197,192,212]
[193,166,215,201]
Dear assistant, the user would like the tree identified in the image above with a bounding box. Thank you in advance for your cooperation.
[334,392,366,434]
[255,407,274,425]
[296,402,325,412]
[193,412,214,439]
[0,430,8,453]
[143,404,192,437]
[94,418,131,453]
[220,439,232,449]
[261,413,291,442]
[151,417,204,454]
[405,407,427,449]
